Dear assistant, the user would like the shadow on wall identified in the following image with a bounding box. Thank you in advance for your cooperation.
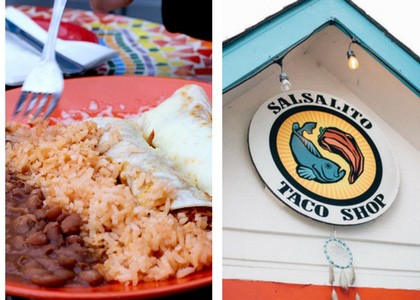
[5,0,163,23]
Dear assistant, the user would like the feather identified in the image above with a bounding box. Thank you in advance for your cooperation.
[331,287,338,300]
[329,264,335,285]
[348,266,356,285]
[339,269,348,291]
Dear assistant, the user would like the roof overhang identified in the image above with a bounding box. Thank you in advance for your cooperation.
[223,0,420,96]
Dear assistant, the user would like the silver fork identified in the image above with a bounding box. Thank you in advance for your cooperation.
[14,0,68,119]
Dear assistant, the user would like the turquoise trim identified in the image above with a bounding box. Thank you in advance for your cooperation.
[223,0,420,96]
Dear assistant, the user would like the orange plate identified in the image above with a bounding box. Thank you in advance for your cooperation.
[5,75,212,299]
[6,75,212,120]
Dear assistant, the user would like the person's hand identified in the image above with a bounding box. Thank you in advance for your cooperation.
[89,0,133,12]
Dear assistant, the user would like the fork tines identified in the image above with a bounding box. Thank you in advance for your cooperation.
[14,91,60,119]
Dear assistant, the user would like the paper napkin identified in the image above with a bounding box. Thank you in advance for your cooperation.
[6,6,118,86]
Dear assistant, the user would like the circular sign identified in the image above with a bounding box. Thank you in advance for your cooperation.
[248,91,399,225]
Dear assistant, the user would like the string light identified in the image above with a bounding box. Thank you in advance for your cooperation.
[280,71,292,91]
[275,59,292,91]
[347,40,359,70]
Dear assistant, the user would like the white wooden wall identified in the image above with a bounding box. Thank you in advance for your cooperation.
[223,30,420,290]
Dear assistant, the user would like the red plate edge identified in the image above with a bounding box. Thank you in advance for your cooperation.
[6,75,212,299]
[6,270,212,299]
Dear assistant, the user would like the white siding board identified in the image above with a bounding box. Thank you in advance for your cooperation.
[223,30,420,290]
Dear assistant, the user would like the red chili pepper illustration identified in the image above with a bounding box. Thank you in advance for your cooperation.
[318,127,364,184]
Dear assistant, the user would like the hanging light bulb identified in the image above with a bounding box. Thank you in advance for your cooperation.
[280,71,292,91]
[275,57,292,91]
[347,40,359,70]
[347,49,359,69]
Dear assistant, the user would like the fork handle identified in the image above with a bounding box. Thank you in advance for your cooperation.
[42,0,68,62]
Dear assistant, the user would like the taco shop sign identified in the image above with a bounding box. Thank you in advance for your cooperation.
[248,91,399,225]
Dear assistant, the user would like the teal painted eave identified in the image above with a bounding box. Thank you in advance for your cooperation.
[223,0,420,96]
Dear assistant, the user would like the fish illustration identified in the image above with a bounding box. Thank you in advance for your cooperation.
[289,122,345,183]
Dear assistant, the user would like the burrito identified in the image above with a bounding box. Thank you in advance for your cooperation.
[135,84,212,196]
[89,117,212,210]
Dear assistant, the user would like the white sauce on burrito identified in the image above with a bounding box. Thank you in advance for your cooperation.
[135,84,212,196]
[88,117,211,210]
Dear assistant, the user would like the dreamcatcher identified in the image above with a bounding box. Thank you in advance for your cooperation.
[323,231,361,300]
